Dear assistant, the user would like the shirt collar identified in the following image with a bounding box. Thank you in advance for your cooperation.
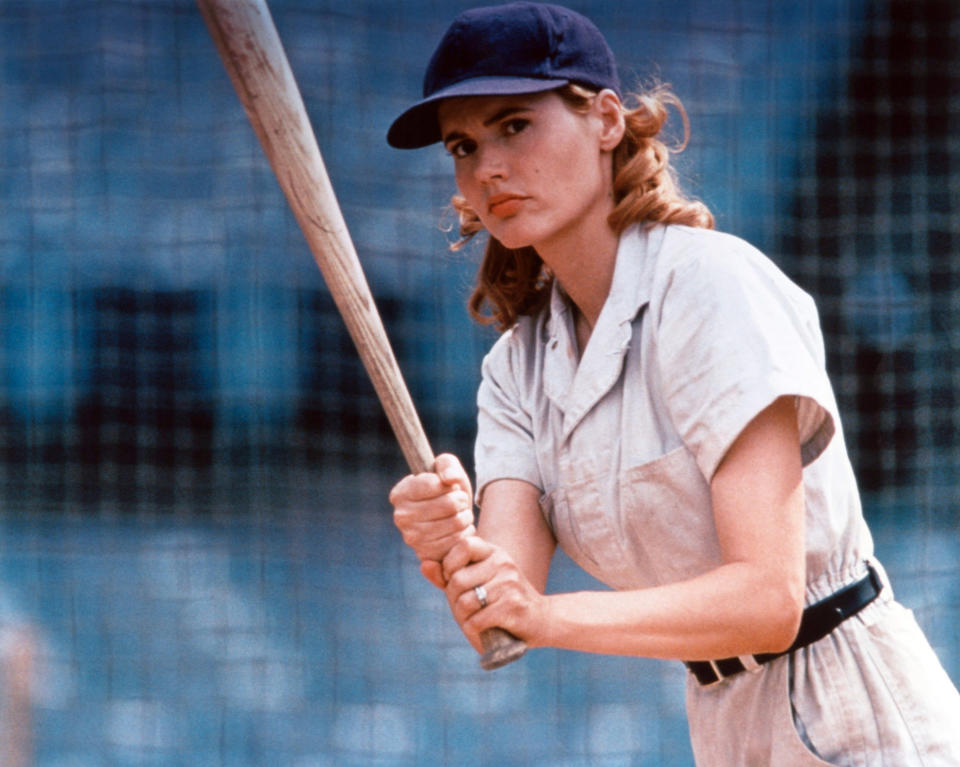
[542,225,662,436]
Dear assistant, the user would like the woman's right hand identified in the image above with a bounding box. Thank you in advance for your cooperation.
[389,453,476,589]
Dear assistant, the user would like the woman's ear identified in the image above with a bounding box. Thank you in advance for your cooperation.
[594,89,626,151]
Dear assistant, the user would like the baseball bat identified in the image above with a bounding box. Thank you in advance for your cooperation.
[197,0,527,671]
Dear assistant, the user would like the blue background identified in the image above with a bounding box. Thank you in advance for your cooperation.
[0,0,957,764]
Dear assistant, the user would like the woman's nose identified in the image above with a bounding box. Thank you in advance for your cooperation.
[474,144,507,183]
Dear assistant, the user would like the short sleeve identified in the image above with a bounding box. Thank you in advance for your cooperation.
[652,235,838,480]
[474,329,543,503]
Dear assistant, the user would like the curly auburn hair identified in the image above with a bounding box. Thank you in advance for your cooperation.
[450,83,714,331]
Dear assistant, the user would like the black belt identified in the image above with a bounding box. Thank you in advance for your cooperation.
[685,564,883,686]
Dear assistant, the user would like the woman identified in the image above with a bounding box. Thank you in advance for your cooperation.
[386,3,960,765]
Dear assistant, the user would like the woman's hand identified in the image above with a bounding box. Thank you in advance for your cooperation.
[441,535,550,654]
[389,453,476,589]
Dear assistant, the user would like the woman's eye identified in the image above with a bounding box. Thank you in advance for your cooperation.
[504,118,528,136]
[449,139,476,158]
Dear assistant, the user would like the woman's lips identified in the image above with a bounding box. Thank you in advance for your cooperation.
[487,194,527,217]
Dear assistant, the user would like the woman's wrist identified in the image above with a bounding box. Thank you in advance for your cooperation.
[532,592,589,651]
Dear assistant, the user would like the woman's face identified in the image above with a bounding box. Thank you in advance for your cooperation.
[437,90,621,253]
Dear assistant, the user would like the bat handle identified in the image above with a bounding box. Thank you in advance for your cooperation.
[479,627,527,670]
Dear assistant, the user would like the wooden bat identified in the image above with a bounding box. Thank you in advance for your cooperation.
[197,0,527,671]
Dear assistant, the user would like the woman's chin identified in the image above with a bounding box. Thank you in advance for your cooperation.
[489,229,536,252]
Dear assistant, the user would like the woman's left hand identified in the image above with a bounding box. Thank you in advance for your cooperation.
[440,535,550,654]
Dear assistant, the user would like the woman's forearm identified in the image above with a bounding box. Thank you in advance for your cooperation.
[541,560,803,660]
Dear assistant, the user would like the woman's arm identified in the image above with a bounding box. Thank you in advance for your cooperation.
[472,479,556,592]
[444,396,806,660]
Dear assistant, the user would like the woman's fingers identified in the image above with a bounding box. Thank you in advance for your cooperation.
[390,464,475,563]
[419,559,447,590]
[442,535,494,583]
[444,539,505,616]
[394,510,475,562]
[390,474,468,512]
[434,453,473,498]
[392,493,472,533]
[389,453,472,504]
[441,537,549,652]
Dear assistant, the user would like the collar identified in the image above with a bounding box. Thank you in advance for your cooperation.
[542,225,662,440]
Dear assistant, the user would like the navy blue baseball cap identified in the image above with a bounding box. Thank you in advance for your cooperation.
[387,2,621,149]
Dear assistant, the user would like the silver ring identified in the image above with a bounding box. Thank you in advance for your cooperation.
[473,584,488,608]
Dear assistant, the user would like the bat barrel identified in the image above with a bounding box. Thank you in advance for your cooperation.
[197,0,433,474]
[198,0,527,669]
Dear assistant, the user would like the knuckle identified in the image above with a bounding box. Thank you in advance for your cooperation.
[441,531,462,550]
[491,548,513,568]
[447,570,468,593]
[446,571,462,592]
[426,537,449,555]
[392,509,412,533]
[436,452,458,469]
[438,494,458,515]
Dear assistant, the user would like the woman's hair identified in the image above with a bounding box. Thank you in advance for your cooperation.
[451,82,715,331]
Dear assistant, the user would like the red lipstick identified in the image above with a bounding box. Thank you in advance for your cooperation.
[487,193,527,217]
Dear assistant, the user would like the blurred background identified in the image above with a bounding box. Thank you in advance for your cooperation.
[0,0,958,764]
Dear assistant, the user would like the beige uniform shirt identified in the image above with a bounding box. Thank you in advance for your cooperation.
[474,224,960,765]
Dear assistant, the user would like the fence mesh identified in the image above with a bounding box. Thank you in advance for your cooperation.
[0,0,957,764]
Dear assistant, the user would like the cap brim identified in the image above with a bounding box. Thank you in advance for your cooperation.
[387,76,570,149]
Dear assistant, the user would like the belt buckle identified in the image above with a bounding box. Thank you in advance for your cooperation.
[713,656,756,684]
[688,653,767,686]
[705,660,724,686]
